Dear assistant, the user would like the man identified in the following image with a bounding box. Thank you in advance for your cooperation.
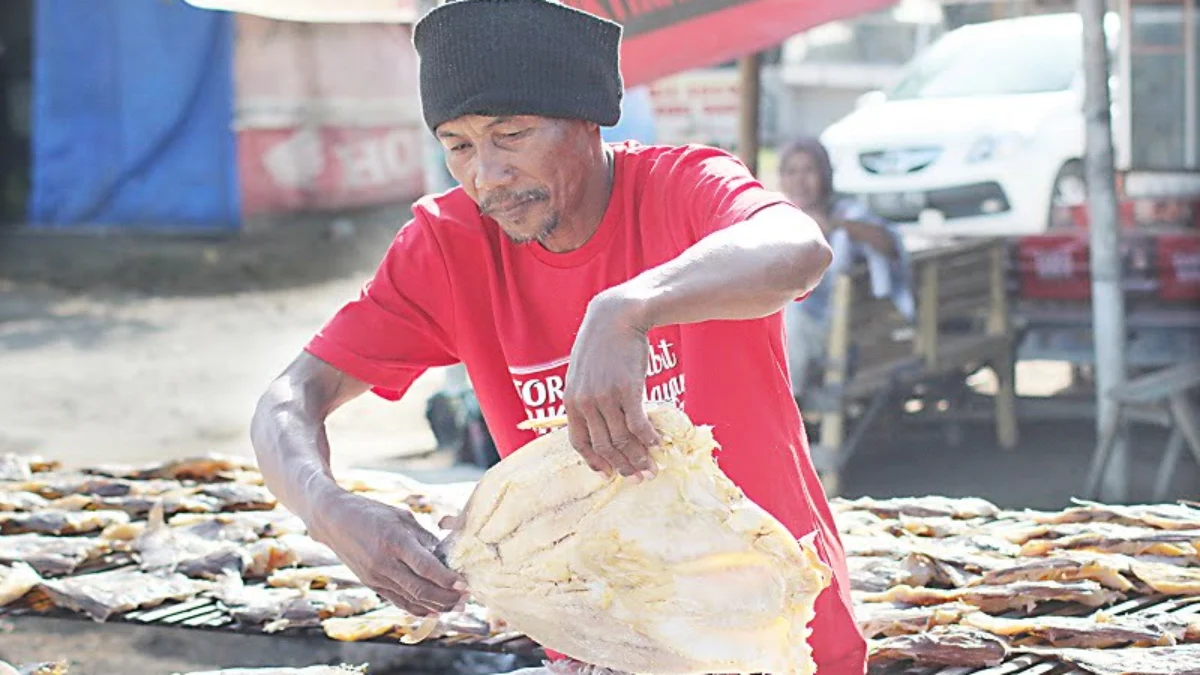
[250,1,866,672]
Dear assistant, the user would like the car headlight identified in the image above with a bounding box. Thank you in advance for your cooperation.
[966,131,1031,163]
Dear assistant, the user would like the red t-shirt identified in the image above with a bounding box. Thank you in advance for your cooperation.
[304,141,866,673]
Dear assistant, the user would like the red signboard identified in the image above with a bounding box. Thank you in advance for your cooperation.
[562,0,899,87]
[1156,233,1200,302]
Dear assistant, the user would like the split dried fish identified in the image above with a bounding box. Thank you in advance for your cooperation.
[848,556,932,592]
[977,550,1136,591]
[833,495,1001,520]
[1021,525,1200,559]
[0,533,112,576]
[134,505,249,579]
[209,579,379,631]
[321,604,496,645]
[3,473,182,500]
[85,454,257,482]
[1017,644,1200,675]
[17,661,69,675]
[0,509,129,536]
[1028,499,1200,531]
[0,562,42,606]
[266,565,361,590]
[963,610,1200,649]
[855,601,977,638]
[168,510,306,542]
[0,491,49,512]
[868,625,1008,667]
[245,534,341,578]
[0,454,58,482]
[39,567,208,621]
[196,483,277,511]
[858,580,1123,613]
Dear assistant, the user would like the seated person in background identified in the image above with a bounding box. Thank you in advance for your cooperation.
[778,137,915,400]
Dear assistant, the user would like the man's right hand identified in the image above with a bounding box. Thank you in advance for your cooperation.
[308,490,467,617]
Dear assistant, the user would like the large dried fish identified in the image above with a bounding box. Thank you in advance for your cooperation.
[0,491,49,512]
[1021,525,1200,559]
[172,662,360,667]
[0,509,129,536]
[963,611,1200,649]
[39,568,207,621]
[833,495,1001,520]
[0,534,112,576]
[0,562,41,606]
[1017,644,1200,675]
[868,625,1008,667]
[855,601,977,638]
[266,565,361,590]
[977,551,1136,591]
[858,580,1123,613]
[1028,499,1200,531]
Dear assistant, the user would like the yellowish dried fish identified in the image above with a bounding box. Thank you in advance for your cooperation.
[208,576,379,631]
[833,495,1001,520]
[85,454,257,482]
[1028,499,1200,531]
[0,562,42,606]
[4,473,182,500]
[0,491,49,512]
[868,625,1008,668]
[1016,644,1200,675]
[0,454,58,482]
[196,483,277,511]
[1128,558,1200,595]
[976,551,1136,591]
[245,534,341,578]
[0,509,130,536]
[266,565,361,590]
[18,661,69,675]
[321,604,496,645]
[1021,525,1200,559]
[135,505,250,579]
[40,568,208,621]
[858,580,1123,614]
[963,611,1200,649]
[168,510,306,542]
[855,601,977,638]
[0,534,112,576]
[848,556,931,592]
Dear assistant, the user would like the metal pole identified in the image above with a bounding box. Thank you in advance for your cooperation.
[1079,0,1128,502]
[738,52,761,175]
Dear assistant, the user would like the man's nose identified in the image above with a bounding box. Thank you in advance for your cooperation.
[474,146,513,192]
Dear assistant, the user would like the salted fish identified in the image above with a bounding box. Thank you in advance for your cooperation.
[3,473,182,500]
[0,533,112,576]
[847,556,932,592]
[171,662,362,667]
[196,483,277,511]
[1129,558,1200,595]
[842,534,915,559]
[0,562,42,606]
[321,604,497,645]
[209,580,379,631]
[1017,644,1200,675]
[0,491,49,512]
[266,565,361,590]
[868,625,1008,668]
[245,534,341,578]
[0,454,58,482]
[168,510,306,542]
[84,454,257,482]
[17,662,69,675]
[1028,499,1200,531]
[135,505,249,579]
[977,550,1136,591]
[1021,525,1200,558]
[854,601,977,638]
[858,580,1123,613]
[834,510,890,536]
[833,495,1001,520]
[47,492,216,518]
[963,611,1200,649]
[39,568,208,621]
[0,509,129,536]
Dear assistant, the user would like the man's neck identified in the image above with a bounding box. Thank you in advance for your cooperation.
[540,145,615,253]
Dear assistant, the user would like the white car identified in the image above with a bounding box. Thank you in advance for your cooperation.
[821,12,1118,241]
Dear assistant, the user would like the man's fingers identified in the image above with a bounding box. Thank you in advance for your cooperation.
[587,402,639,478]
[404,543,468,592]
[567,402,612,475]
[620,400,660,477]
[370,578,433,617]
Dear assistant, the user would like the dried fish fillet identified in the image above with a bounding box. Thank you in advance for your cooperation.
[208,578,379,630]
[963,611,1200,649]
[0,491,49,512]
[4,473,182,500]
[1017,644,1200,675]
[39,568,207,621]
[85,454,257,482]
[168,510,306,542]
[18,661,69,675]
[0,562,41,606]
[841,534,914,559]
[197,483,277,511]
[245,534,340,578]
[444,403,833,675]
[868,625,1008,668]
[0,454,58,482]
[0,534,112,576]
[858,580,1123,613]
[834,510,890,536]
[977,551,1136,591]
[1129,558,1200,595]
[135,506,249,579]
[854,601,976,638]
[321,604,496,644]
[833,495,1001,520]
[1021,526,1200,558]
[266,565,362,590]
[889,516,986,539]
[0,509,129,536]
[1029,499,1200,531]
[48,492,217,518]
[848,556,931,592]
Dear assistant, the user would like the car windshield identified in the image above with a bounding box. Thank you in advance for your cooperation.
[887,21,1082,100]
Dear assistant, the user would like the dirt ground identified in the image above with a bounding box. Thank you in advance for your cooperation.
[0,206,1193,673]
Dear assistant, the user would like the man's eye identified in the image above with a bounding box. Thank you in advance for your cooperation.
[503,129,530,140]
[450,143,470,152]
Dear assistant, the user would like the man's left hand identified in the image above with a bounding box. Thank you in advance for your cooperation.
[563,291,661,481]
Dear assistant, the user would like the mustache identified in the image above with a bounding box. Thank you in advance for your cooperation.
[480,189,549,216]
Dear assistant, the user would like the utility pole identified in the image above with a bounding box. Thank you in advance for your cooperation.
[1079,0,1128,501]
[737,52,761,175]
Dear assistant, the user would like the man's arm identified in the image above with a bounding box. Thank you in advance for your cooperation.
[563,203,832,478]
[838,217,898,259]
[250,352,466,616]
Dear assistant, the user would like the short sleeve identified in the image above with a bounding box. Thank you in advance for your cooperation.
[653,145,792,243]
[304,211,459,397]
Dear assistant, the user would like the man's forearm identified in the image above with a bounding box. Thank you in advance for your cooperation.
[608,204,832,331]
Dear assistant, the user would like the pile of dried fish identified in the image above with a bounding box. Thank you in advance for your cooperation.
[0,452,500,646]
[837,495,1200,672]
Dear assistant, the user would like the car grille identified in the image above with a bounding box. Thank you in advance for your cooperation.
[865,182,1011,222]
[859,147,941,175]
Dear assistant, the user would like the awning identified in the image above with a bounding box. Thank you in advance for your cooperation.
[561,0,900,87]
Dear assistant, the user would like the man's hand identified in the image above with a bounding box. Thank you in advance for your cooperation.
[308,491,467,617]
[563,291,661,481]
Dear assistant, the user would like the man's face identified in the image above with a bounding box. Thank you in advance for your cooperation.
[779,150,826,212]
[436,115,598,245]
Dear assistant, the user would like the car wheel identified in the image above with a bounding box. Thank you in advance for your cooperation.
[1049,160,1086,228]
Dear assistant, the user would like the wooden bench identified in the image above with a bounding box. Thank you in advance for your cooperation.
[802,238,1019,496]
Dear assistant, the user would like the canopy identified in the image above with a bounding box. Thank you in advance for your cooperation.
[186,0,899,87]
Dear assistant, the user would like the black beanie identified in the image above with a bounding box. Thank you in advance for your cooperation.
[412,0,624,133]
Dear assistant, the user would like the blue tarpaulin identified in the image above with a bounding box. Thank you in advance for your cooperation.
[28,0,239,230]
